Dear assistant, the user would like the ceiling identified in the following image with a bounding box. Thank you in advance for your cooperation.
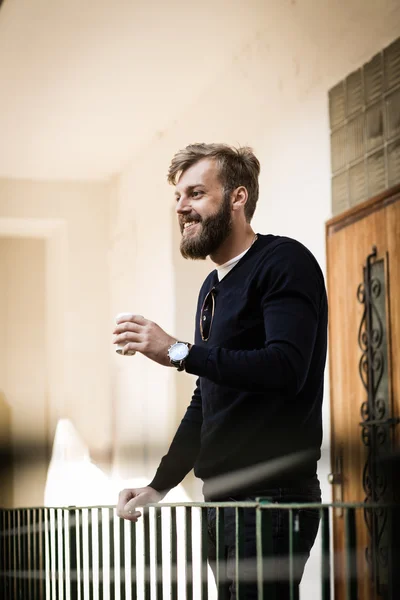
[0,0,399,181]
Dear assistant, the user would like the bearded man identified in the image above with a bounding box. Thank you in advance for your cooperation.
[115,143,328,599]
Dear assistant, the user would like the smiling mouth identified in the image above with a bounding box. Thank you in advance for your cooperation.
[182,221,200,234]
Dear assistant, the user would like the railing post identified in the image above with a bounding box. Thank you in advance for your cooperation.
[98,508,104,600]
[235,506,245,600]
[288,509,300,600]
[0,509,5,598]
[31,508,40,600]
[345,507,358,600]
[256,501,276,600]
[119,517,126,600]
[21,509,28,599]
[200,507,209,600]
[155,506,162,600]
[88,508,94,599]
[143,507,151,600]
[43,508,49,600]
[12,510,17,599]
[321,507,331,600]
[170,507,177,600]
[216,506,228,600]
[109,508,115,600]
[185,506,193,600]
[130,517,137,600]
[69,508,78,600]
[16,510,23,599]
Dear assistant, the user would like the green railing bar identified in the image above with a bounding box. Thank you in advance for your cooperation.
[12,510,16,600]
[22,509,28,598]
[130,519,137,600]
[32,509,37,600]
[98,509,104,600]
[387,505,395,600]
[69,510,78,600]
[88,508,94,600]
[2,510,6,599]
[20,510,26,599]
[235,506,245,600]
[290,510,300,600]
[14,511,22,597]
[109,509,115,600]
[61,509,67,600]
[3,510,7,599]
[27,509,32,600]
[78,510,84,600]
[1,509,5,598]
[62,509,68,600]
[288,509,294,600]
[170,506,178,600]
[216,507,228,600]
[33,509,40,600]
[345,507,358,600]
[43,509,49,600]
[64,510,68,599]
[256,505,275,600]
[8,509,13,600]
[200,507,209,600]
[18,510,23,598]
[155,507,163,600]
[11,511,16,599]
[54,509,58,599]
[143,507,151,600]
[2,509,7,599]
[54,509,60,599]
[119,517,126,600]
[186,506,193,600]
[321,507,331,600]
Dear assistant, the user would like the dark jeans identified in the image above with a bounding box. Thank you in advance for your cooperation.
[207,478,321,599]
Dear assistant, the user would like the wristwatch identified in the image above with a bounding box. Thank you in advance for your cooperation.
[168,341,191,371]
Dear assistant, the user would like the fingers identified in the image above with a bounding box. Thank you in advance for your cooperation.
[116,487,162,522]
[114,330,141,347]
[114,321,141,335]
[122,343,139,355]
[116,489,142,521]
[116,488,134,515]
[115,314,147,327]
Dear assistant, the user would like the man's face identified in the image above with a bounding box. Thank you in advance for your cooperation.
[175,158,233,260]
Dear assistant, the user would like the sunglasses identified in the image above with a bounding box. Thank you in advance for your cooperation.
[200,287,216,341]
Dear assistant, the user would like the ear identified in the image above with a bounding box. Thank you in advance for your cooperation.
[231,186,248,212]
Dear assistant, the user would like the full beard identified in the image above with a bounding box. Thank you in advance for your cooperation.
[180,192,233,260]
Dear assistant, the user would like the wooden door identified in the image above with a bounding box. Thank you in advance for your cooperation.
[326,185,400,600]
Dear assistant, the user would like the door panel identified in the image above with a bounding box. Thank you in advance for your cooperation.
[326,187,400,599]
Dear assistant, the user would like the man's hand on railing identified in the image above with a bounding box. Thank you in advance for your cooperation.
[116,486,163,522]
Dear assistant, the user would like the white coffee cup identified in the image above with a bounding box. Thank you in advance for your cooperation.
[115,312,136,355]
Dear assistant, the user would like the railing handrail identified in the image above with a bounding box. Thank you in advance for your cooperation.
[0,500,398,511]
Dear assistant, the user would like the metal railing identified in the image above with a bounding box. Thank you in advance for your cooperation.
[0,501,398,600]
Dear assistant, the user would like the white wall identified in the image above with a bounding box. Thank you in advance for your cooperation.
[0,238,47,506]
[0,179,112,502]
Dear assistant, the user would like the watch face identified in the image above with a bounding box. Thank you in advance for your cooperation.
[170,342,188,361]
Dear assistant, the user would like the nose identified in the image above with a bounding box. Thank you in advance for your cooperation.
[175,195,191,215]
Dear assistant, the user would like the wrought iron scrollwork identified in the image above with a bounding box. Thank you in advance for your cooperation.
[357,246,399,596]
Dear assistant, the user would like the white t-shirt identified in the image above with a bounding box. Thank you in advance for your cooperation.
[217,247,251,281]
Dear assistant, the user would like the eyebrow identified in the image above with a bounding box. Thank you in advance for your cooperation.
[175,184,205,197]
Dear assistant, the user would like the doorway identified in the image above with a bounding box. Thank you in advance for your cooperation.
[326,185,400,599]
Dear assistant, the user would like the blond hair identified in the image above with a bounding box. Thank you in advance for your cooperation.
[167,143,260,222]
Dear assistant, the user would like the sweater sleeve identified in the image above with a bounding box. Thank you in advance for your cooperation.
[184,242,324,395]
[148,380,203,493]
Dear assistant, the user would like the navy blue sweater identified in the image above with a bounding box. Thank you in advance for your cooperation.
[150,235,328,498]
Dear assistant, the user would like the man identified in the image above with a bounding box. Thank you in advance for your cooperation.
[115,143,327,598]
